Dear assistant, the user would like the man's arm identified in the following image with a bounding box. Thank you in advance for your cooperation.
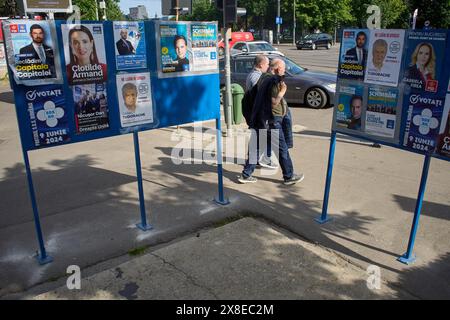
[271,81,287,108]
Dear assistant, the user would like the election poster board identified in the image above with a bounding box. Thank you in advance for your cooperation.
[25,85,70,147]
[24,0,72,13]
[113,21,147,70]
[116,72,153,128]
[190,23,218,72]
[365,86,400,139]
[364,29,405,87]
[158,22,190,76]
[62,24,108,85]
[333,82,365,133]
[338,29,369,81]
[2,20,62,85]
[401,30,447,94]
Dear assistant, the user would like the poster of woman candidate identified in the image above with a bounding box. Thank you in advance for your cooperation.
[2,20,62,85]
[333,82,365,132]
[338,29,369,81]
[365,86,399,139]
[158,22,190,76]
[401,30,447,94]
[72,83,110,134]
[364,29,405,87]
[113,21,147,70]
[25,85,70,148]
[116,72,153,128]
[402,92,446,153]
[190,23,218,72]
[62,24,108,85]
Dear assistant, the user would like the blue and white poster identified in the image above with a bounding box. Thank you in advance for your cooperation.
[338,29,369,80]
[113,21,147,70]
[25,85,70,147]
[159,23,190,74]
[401,30,447,94]
[436,94,450,158]
[365,86,399,138]
[335,83,364,131]
[191,23,217,72]
[402,93,446,153]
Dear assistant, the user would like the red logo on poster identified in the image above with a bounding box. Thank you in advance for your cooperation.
[9,24,18,33]
[426,80,438,93]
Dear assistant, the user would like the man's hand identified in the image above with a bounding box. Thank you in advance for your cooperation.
[279,81,287,96]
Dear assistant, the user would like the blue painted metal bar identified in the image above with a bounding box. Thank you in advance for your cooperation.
[315,131,337,224]
[22,149,53,265]
[133,132,153,231]
[398,154,432,264]
[214,118,230,205]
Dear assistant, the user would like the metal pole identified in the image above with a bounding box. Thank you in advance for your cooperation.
[95,1,99,20]
[292,0,296,45]
[22,149,53,265]
[398,154,431,264]
[315,131,337,224]
[133,132,153,231]
[214,118,230,205]
[223,10,233,137]
[277,0,280,45]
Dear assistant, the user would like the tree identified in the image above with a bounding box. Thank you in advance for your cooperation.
[73,0,124,20]
[350,0,409,28]
[406,0,450,28]
[183,0,220,22]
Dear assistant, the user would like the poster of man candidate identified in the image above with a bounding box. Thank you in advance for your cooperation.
[401,30,447,94]
[3,20,62,85]
[436,94,450,158]
[190,23,218,72]
[333,82,364,132]
[365,86,399,139]
[62,24,107,85]
[159,23,190,76]
[402,93,446,153]
[338,29,369,81]
[25,85,70,148]
[72,83,110,134]
[364,29,405,87]
[113,21,147,70]
[116,72,153,128]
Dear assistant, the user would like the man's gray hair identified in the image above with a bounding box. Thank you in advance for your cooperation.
[269,58,284,70]
[254,54,268,67]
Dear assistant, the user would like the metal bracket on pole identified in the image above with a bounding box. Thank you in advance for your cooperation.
[315,131,337,224]
[133,132,153,231]
[398,154,431,265]
[214,118,230,205]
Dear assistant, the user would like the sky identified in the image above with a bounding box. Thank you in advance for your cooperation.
[119,0,162,17]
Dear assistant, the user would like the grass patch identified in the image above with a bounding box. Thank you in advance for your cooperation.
[128,246,148,256]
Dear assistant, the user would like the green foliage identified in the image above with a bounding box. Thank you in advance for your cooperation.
[406,0,450,28]
[73,0,124,20]
[182,0,220,22]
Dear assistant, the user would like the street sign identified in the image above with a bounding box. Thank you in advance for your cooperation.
[276,17,283,25]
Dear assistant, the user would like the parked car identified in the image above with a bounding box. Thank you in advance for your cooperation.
[220,53,336,109]
[230,41,285,56]
[296,33,333,50]
[218,31,254,56]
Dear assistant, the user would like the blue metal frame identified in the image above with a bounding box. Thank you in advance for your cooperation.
[214,118,230,205]
[315,131,336,224]
[398,154,432,264]
[133,132,153,231]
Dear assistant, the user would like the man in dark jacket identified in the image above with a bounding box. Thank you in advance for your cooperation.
[116,29,135,55]
[19,24,55,68]
[345,31,367,65]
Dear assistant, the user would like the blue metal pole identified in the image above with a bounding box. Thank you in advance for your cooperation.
[315,131,337,224]
[133,132,153,231]
[398,154,431,264]
[22,149,53,265]
[214,118,230,205]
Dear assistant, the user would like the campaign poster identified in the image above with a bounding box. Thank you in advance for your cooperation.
[116,72,153,128]
[62,24,107,85]
[402,93,446,153]
[364,29,405,87]
[72,83,110,134]
[338,29,369,80]
[401,30,447,93]
[436,94,450,158]
[190,23,218,72]
[25,85,70,147]
[2,20,62,85]
[159,23,190,74]
[113,21,147,70]
[365,86,399,138]
[334,83,364,132]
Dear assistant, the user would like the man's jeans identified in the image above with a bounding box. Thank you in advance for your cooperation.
[283,108,293,149]
[242,129,271,178]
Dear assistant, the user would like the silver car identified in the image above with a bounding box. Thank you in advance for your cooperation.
[231,41,285,57]
[220,53,336,109]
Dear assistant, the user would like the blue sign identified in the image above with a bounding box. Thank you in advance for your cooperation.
[276,17,282,25]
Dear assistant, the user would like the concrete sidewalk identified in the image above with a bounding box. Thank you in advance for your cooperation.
[26,218,412,299]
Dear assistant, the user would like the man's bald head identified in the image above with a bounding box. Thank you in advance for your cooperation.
[254,54,269,72]
[270,58,286,76]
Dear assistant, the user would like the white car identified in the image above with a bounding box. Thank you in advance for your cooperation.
[230,41,285,56]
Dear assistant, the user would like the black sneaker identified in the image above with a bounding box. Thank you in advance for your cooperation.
[283,173,304,185]
[238,175,257,184]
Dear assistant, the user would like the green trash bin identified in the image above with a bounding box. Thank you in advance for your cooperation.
[231,83,244,124]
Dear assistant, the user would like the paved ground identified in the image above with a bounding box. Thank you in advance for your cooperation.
[0,42,449,301]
